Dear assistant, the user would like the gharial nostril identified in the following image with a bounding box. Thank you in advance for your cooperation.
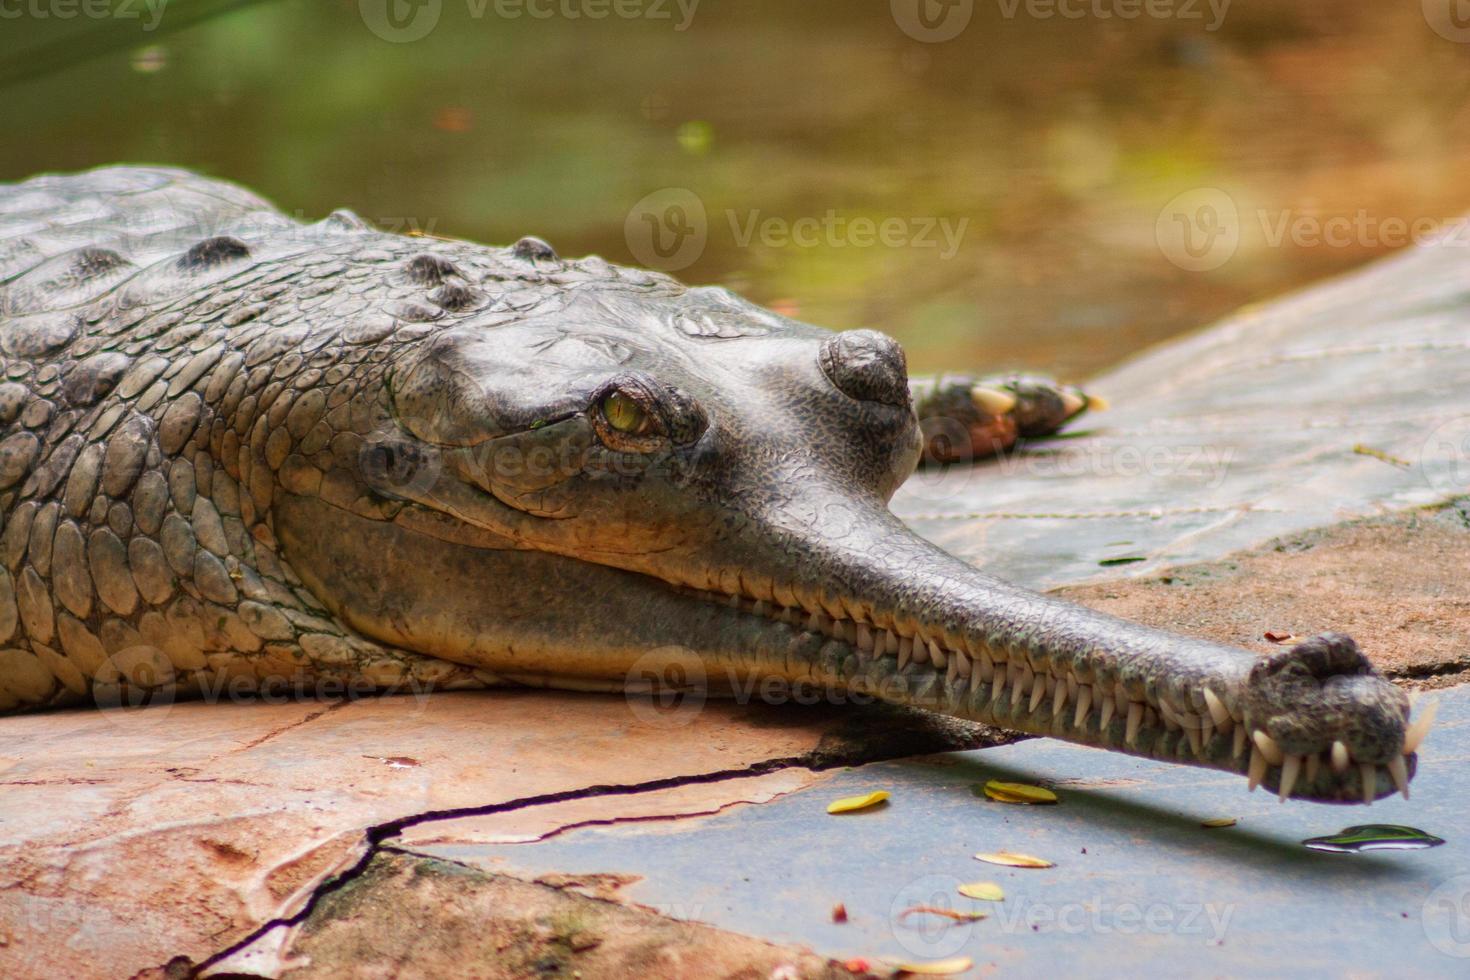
[818,329,910,408]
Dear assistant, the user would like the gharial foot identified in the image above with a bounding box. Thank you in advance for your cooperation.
[910,372,1105,464]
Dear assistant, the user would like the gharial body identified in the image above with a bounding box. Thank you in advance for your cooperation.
[0,166,1432,803]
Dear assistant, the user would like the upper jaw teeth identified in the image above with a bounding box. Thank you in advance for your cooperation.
[693,586,1429,803]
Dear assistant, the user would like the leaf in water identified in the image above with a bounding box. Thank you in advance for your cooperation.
[1099,556,1147,567]
[899,905,988,923]
[974,851,1055,868]
[826,790,890,814]
[1200,817,1238,828]
[957,882,1005,901]
[892,956,975,975]
[1303,824,1446,853]
[982,779,1058,805]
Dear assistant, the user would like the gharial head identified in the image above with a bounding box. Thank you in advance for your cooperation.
[265,242,1431,806]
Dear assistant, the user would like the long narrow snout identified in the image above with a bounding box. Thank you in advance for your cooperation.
[662,495,1425,805]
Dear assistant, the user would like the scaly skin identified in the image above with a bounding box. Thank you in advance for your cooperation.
[0,167,1429,804]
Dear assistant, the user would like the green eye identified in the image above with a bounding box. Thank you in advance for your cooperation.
[601,391,652,435]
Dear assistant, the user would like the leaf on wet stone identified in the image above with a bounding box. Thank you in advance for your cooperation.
[981,779,1058,805]
[891,956,975,975]
[826,790,889,814]
[973,851,1055,869]
[1302,824,1446,853]
[957,882,1005,901]
[1201,817,1238,829]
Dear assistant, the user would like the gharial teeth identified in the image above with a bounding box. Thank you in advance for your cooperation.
[1029,674,1047,713]
[1387,756,1410,800]
[1360,763,1377,806]
[1011,666,1031,708]
[1403,700,1438,755]
[1098,696,1115,731]
[1125,701,1143,746]
[1330,740,1350,774]
[1232,727,1247,759]
[927,639,946,668]
[1252,730,1285,766]
[1278,754,1301,802]
[1073,685,1093,729]
[1202,688,1233,732]
[1052,681,1069,718]
[1247,747,1267,792]
[898,637,913,671]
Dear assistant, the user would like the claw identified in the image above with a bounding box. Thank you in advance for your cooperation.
[970,386,1017,416]
[1059,390,1086,416]
[1085,393,1110,411]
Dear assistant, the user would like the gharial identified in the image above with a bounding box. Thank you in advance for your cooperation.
[0,166,1433,804]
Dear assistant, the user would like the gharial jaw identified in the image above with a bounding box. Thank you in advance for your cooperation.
[625,494,1428,807]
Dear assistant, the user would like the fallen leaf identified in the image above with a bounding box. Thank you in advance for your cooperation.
[842,959,871,973]
[982,780,1058,805]
[899,905,988,923]
[974,851,1055,869]
[831,903,848,923]
[1200,817,1237,829]
[826,790,890,814]
[893,956,975,975]
[957,882,1005,901]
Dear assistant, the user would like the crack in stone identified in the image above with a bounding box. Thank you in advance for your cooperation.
[185,755,819,976]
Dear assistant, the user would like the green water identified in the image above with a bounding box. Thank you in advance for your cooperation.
[3,0,1470,377]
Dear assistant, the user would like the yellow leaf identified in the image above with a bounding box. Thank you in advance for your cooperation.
[983,780,1058,805]
[957,881,1005,901]
[973,851,1055,869]
[893,956,974,975]
[1200,817,1238,828]
[826,790,890,814]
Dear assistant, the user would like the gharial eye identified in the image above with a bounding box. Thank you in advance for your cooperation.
[600,390,654,435]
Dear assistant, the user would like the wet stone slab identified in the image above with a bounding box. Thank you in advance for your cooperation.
[895,235,1470,589]
[410,685,1470,978]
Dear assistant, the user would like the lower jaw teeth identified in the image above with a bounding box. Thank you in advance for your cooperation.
[703,587,1426,804]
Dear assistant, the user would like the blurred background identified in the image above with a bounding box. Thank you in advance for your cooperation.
[3,0,1470,378]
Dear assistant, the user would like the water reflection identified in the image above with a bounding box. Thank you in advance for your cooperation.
[2,0,1468,377]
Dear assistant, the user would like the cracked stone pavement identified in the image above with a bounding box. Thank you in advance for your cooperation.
[3,233,1470,978]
